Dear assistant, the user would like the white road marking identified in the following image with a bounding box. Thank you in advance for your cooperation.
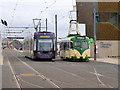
[7,57,21,89]
[46,62,118,87]
[89,72,104,77]
[13,54,62,89]
[17,76,44,88]
[107,84,114,88]
[7,54,44,88]
[13,50,116,89]
[93,67,107,87]
[41,63,100,86]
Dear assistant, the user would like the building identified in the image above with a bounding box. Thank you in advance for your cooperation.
[8,40,23,50]
[2,38,23,50]
[76,1,120,58]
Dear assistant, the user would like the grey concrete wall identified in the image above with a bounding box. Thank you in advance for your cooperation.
[90,40,119,58]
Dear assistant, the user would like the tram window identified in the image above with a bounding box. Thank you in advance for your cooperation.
[74,41,81,49]
[65,42,69,50]
[69,42,73,48]
[75,41,81,46]
[34,39,36,51]
[82,41,88,49]
[63,43,66,49]
[60,42,73,50]
[60,43,64,50]
[60,43,62,49]
[38,39,52,52]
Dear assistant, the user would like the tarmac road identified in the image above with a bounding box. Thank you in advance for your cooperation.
[2,49,118,89]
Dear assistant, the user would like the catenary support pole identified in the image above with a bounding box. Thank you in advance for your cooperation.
[46,18,47,32]
[94,2,97,60]
[55,15,57,55]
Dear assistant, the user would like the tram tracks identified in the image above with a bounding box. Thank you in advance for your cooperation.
[12,54,109,88]
[7,55,22,89]
[39,61,118,88]
[5,50,118,89]
[10,53,62,89]
[38,62,109,88]
[7,54,45,89]
[13,55,116,88]
[54,61,118,81]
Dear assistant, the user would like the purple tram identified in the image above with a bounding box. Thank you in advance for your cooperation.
[23,31,56,60]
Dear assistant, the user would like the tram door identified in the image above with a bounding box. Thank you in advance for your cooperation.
[63,42,69,58]
[64,42,73,59]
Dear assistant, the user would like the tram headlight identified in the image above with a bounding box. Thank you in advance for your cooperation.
[38,52,41,54]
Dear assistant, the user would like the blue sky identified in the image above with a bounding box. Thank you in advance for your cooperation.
[0,0,85,39]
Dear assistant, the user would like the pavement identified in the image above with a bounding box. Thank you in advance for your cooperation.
[1,49,118,89]
[0,56,3,65]
[0,47,3,65]
[90,58,118,65]
[0,64,2,90]
[55,55,119,65]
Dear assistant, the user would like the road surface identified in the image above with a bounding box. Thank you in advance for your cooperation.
[2,49,118,89]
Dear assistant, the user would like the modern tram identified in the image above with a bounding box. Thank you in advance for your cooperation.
[23,31,56,60]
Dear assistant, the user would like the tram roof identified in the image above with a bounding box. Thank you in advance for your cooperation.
[59,34,90,42]
[34,31,54,36]
[59,36,75,42]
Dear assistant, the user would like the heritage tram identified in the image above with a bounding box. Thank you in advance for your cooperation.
[59,20,93,61]
[23,31,56,60]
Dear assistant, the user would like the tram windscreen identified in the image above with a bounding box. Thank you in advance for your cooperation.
[74,41,81,49]
[82,41,88,49]
[38,39,53,52]
[75,41,81,46]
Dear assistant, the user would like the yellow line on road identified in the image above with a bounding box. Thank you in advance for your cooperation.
[20,73,36,76]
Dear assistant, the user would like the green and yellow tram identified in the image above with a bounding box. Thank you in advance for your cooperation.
[59,20,94,61]
[60,34,93,61]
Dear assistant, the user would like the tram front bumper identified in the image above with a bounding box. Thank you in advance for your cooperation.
[34,52,55,59]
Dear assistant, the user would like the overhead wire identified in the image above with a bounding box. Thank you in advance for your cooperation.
[3,0,52,38]
[1,0,19,38]
[26,0,57,32]
[8,0,27,38]
[45,0,74,23]
[10,0,19,26]
[47,11,70,24]
[36,0,56,18]
[8,0,70,34]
